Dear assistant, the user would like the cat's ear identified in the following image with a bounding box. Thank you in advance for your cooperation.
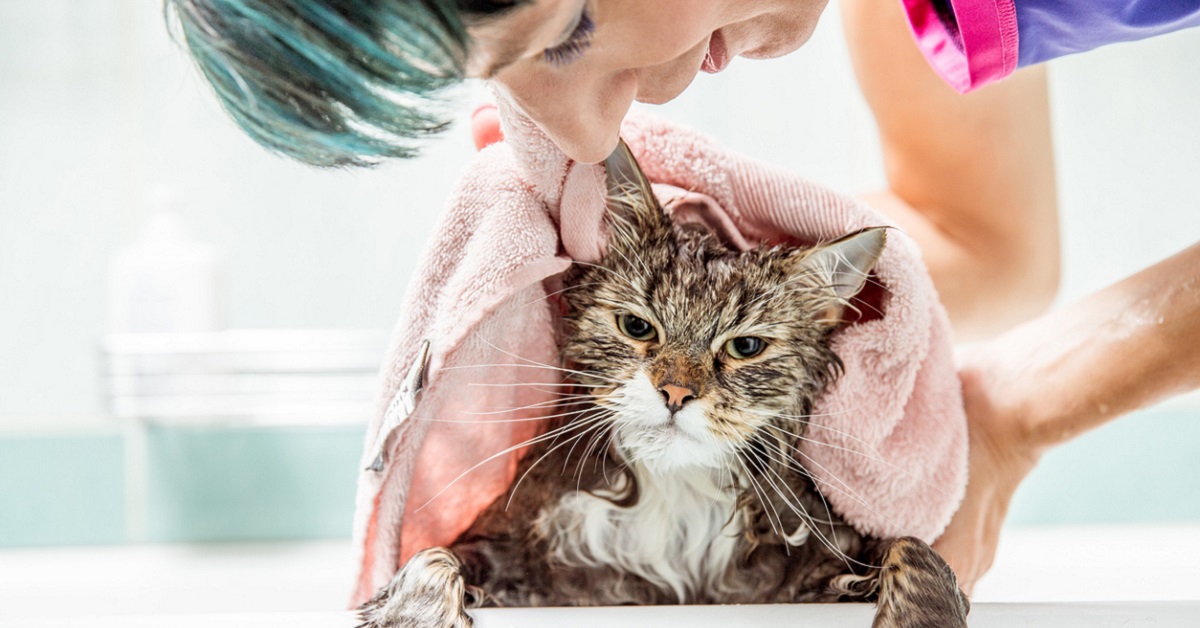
[604,139,666,231]
[793,227,887,327]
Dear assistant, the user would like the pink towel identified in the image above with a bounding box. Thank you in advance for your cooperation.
[349,101,967,606]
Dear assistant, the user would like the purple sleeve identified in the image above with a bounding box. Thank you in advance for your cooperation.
[900,0,1200,93]
[1016,0,1200,67]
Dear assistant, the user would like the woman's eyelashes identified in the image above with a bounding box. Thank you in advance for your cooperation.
[542,8,594,66]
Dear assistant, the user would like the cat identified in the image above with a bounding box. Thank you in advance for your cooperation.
[357,141,969,628]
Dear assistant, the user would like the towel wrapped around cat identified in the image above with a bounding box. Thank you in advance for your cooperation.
[349,100,967,606]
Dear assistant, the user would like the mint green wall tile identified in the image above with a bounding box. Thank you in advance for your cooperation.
[0,431,124,546]
[143,424,365,542]
[1008,408,1200,524]
[2,405,1198,547]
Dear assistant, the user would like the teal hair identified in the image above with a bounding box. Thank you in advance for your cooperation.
[166,0,521,167]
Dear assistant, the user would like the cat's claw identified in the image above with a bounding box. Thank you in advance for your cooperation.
[356,547,473,628]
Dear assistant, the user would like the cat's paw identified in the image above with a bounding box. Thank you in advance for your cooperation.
[872,537,969,628]
[356,547,474,628]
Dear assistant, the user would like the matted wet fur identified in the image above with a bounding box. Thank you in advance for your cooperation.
[358,142,968,628]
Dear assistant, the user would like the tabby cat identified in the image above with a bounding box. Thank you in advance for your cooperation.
[358,141,969,628]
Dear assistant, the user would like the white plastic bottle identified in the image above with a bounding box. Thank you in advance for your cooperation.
[107,186,222,333]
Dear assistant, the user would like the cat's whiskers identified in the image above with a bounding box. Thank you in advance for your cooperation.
[760,420,953,499]
[747,407,877,443]
[743,269,833,310]
[749,436,839,529]
[438,361,624,386]
[764,436,912,537]
[463,393,603,416]
[601,429,627,488]
[569,258,644,296]
[599,210,655,279]
[756,461,881,570]
[749,407,949,494]
[749,434,880,517]
[745,406,859,421]
[702,447,744,515]
[430,402,603,426]
[560,415,612,475]
[415,394,602,424]
[416,415,576,424]
[748,408,945,497]
[732,454,786,541]
[521,281,606,307]
[505,410,614,510]
[750,448,848,565]
[506,419,612,511]
[761,421,895,470]
[580,419,612,483]
[746,405,914,475]
[604,184,657,263]
[840,274,889,312]
[416,410,612,513]
[821,277,888,321]
[721,464,740,525]
[609,242,656,289]
[468,381,604,389]
[573,420,619,494]
[476,337,635,390]
[467,380,607,406]
[745,435,880,569]
[749,272,887,324]
[573,419,613,493]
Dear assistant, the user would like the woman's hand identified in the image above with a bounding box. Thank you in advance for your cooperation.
[933,348,1043,593]
[934,240,1200,591]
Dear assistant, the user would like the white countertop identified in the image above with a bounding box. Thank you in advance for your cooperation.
[3,603,1199,628]
[2,524,1198,625]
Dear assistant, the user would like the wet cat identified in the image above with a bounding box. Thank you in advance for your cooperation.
[357,141,969,628]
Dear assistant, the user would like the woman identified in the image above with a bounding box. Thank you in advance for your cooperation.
[167,0,1200,591]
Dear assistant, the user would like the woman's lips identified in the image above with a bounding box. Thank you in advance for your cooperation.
[701,30,729,74]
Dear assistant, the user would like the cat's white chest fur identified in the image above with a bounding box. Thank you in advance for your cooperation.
[534,463,743,602]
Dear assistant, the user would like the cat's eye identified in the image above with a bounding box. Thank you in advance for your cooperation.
[617,314,657,341]
[725,336,765,359]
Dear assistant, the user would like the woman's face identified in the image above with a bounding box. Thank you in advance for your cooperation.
[467,0,829,163]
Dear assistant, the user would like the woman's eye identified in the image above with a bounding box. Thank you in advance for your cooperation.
[618,314,657,341]
[543,8,594,66]
[725,337,765,359]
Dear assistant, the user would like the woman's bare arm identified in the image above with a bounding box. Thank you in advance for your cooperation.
[839,0,1200,591]
[940,241,1200,589]
[840,0,1060,341]
[980,241,1200,448]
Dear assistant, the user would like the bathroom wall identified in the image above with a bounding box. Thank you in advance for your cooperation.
[1,2,1198,546]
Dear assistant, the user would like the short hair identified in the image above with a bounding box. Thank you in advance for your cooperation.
[165,0,524,167]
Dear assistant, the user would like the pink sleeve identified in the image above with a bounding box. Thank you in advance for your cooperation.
[901,0,1020,93]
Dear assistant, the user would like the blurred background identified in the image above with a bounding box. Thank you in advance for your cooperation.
[1,0,1198,619]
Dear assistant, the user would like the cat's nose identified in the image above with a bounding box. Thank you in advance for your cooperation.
[658,384,696,413]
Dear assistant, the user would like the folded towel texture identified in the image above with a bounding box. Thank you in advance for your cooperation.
[349,102,967,606]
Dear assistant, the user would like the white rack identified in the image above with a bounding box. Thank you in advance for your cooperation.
[100,329,389,426]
